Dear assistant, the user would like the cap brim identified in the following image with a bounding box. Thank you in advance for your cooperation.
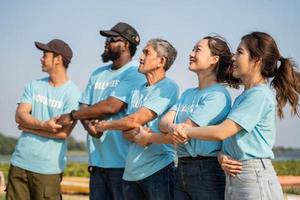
[35,42,52,52]
[99,30,120,37]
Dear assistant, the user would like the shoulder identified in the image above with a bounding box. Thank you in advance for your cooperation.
[91,64,111,77]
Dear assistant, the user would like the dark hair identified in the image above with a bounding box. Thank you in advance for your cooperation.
[53,52,70,68]
[148,38,177,71]
[128,41,137,57]
[241,31,299,118]
[203,36,240,88]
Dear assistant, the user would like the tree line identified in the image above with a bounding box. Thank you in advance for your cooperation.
[0,133,86,155]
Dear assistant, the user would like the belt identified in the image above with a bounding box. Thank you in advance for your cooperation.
[179,155,216,161]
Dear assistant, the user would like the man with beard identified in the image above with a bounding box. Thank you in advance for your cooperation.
[57,22,145,200]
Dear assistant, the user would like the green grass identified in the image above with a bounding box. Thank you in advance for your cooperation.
[272,160,300,176]
[1,160,300,195]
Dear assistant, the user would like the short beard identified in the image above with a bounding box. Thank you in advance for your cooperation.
[101,48,121,63]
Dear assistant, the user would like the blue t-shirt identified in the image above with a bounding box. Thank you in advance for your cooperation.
[223,84,276,160]
[172,84,231,157]
[123,78,179,181]
[80,61,146,168]
[11,77,81,174]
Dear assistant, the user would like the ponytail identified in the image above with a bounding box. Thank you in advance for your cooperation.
[271,57,299,118]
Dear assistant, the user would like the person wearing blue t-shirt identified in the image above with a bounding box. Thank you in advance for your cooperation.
[57,22,145,200]
[6,39,81,200]
[94,38,179,200]
[174,32,300,200]
[134,36,240,200]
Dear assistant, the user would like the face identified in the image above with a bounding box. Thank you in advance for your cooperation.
[139,44,162,74]
[101,36,126,62]
[40,52,56,73]
[189,39,217,72]
[232,41,257,79]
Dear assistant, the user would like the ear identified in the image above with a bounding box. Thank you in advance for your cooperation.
[158,56,167,69]
[54,55,63,65]
[209,55,219,66]
[253,57,263,69]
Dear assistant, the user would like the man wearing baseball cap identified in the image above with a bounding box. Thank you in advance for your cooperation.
[6,39,80,200]
[57,22,145,200]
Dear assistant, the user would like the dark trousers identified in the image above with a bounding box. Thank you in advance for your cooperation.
[89,166,124,200]
[122,163,175,200]
[174,157,225,200]
[6,165,62,200]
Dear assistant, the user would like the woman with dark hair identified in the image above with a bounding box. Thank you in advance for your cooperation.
[174,32,299,200]
[133,35,239,199]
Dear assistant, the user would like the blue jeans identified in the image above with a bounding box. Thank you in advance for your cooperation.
[225,159,283,200]
[122,163,175,200]
[174,157,225,200]
[89,166,124,200]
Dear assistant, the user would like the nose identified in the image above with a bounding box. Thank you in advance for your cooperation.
[232,53,236,61]
[189,50,195,58]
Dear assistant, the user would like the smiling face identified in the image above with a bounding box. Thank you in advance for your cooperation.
[138,43,162,74]
[232,41,257,80]
[189,39,219,73]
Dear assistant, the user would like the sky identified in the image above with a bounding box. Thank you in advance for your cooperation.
[0,0,299,147]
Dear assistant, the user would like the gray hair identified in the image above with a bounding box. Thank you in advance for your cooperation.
[147,38,177,71]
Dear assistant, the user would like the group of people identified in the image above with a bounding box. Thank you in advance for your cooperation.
[6,22,300,200]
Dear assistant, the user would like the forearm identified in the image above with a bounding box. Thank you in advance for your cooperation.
[72,99,124,120]
[186,125,225,141]
[104,117,140,131]
[149,133,173,144]
[22,127,68,139]
[16,112,45,130]
[159,121,172,133]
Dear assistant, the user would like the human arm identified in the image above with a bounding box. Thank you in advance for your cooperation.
[217,152,242,176]
[57,97,126,125]
[175,119,242,141]
[15,103,62,132]
[95,107,157,132]
[19,122,76,139]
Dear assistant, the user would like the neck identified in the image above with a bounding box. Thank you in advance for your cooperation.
[112,52,132,70]
[242,73,266,90]
[145,69,165,86]
[48,66,69,87]
[196,70,217,89]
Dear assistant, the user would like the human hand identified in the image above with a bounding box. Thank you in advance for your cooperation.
[86,120,103,138]
[57,113,73,126]
[41,116,62,132]
[217,152,242,176]
[95,120,108,133]
[133,126,152,147]
[171,123,190,144]
[123,128,140,142]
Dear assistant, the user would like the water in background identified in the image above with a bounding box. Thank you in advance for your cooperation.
[1,149,300,164]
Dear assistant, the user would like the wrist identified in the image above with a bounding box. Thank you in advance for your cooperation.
[70,110,77,120]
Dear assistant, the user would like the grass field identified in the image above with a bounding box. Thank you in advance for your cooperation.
[1,160,300,195]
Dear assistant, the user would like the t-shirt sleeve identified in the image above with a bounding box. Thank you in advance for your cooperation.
[143,82,179,116]
[79,75,94,105]
[63,88,81,114]
[169,89,189,111]
[227,89,269,133]
[110,69,145,104]
[189,92,230,126]
[18,81,34,104]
